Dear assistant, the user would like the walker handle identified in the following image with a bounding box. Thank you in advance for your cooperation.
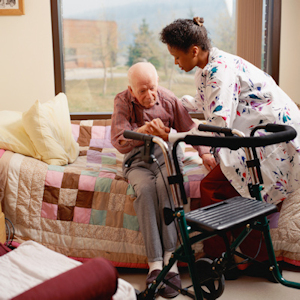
[123,130,154,142]
[186,124,296,149]
[198,124,233,136]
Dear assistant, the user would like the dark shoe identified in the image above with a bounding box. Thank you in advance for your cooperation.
[244,261,282,283]
[146,269,162,286]
[160,272,181,299]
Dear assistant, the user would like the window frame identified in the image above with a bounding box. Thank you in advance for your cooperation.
[50,0,281,120]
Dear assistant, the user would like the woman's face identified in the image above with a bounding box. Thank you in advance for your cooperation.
[167,45,197,72]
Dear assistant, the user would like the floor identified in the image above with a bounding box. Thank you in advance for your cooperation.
[117,262,300,299]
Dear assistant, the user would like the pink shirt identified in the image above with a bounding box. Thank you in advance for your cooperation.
[111,86,210,156]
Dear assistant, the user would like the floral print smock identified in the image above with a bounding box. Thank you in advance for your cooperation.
[181,47,300,205]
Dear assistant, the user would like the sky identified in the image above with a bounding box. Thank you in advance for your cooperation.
[62,0,234,18]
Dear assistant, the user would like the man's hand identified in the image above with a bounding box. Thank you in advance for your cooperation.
[137,124,152,134]
[146,118,170,141]
[201,153,217,171]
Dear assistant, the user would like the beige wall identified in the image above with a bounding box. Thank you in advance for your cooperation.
[0,0,55,112]
[0,0,299,111]
[279,0,300,105]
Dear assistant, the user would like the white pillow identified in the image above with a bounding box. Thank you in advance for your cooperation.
[0,110,40,158]
[22,93,79,166]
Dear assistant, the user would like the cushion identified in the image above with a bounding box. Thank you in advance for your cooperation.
[22,93,79,166]
[0,111,40,158]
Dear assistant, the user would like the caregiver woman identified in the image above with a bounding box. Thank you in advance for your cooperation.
[160,17,300,274]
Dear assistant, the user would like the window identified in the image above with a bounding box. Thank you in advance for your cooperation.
[51,0,281,117]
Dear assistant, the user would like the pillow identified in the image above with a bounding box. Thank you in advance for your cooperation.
[0,110,40,159]
[22,93,79,166]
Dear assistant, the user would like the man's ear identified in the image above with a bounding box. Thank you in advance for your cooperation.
[128,86,135,97]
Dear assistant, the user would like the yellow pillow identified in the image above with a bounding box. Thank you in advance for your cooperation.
[22,93,79,166]
[0,111,40,158]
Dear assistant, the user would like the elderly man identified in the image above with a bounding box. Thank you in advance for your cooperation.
[111,62,215,297]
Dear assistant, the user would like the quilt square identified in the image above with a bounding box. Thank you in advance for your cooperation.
[58,188,78,206]
[76,190,94,208]
[43,186,60,204]
[61,173,80,189]
[78,175,97,191]
[89,209,106,225]
[91,126,106,140]
[110,179,129,195]
[90,138,113,149]
[71,123,80,142]
[101,153,116,165]
[41,202,58,220]
[123,214,139,231]
[45,170,64,188]
[57,204,74,221]
[94,177,112,193]
[93,119,111,126]
[98,171,116,179]
[81,170,100,177]
[104,126,111,141]
[73,206,91,224]
[123,195,136,216]
[92,191,110,210]
[105,210,124,228]
[77,125,92,147]
[86,150,103,164]
[80,120,94,126]
[108,193,126,212]
[48,165,65,172]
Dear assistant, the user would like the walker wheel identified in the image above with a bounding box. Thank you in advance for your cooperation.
[195,258,225,300]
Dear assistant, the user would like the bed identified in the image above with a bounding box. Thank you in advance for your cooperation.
[0,116,209,268]
[0,94,300,268]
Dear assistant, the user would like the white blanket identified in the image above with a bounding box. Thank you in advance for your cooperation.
[0,241,81,300]
[0,240,136,300]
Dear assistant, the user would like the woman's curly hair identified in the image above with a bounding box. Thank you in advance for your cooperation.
[160,17,211,53]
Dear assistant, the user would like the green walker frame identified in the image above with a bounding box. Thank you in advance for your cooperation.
[124,123,300,300]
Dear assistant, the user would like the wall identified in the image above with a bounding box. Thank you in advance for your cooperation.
[0,0,299,111]
[0,0,54,112]
[279,0,300,105]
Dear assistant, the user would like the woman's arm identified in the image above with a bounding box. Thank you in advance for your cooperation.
[201,63,240,129]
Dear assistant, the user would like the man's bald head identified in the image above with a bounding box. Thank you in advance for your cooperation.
[128,62,158,87]
[127,62,159,109]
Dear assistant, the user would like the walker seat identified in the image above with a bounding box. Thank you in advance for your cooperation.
[123,123,300,300]
[185,196,278,233]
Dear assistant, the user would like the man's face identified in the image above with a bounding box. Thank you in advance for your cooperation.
[129,74,158,109]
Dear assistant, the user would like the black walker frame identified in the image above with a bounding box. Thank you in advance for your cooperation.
[124,123,300,300]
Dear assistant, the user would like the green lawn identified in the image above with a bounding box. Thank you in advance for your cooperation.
[65,71,196,113]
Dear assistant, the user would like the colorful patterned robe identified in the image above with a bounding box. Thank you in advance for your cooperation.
[181,47,300,205]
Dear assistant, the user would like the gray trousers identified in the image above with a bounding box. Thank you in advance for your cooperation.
[123,144,178,262]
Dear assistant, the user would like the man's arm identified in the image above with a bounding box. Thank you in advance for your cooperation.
[111,94,145,154]
[111,93,159,153]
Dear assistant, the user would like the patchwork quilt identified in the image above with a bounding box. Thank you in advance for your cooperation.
[1,119,299,267]
[0,119,208,268]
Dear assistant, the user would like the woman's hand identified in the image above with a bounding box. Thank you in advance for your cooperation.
[146,118,170,141]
